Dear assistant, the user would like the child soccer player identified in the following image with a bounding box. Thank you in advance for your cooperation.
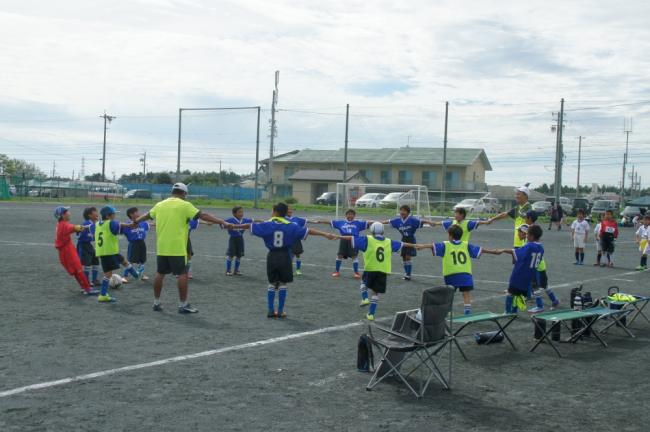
[95,206,140,303]
[348,222,410,321]
[430,207,490,242]
[122,207,151,281]
[524,211,559,313]
[381,204,433,281]
[600,209,618,267]
[497,224,544,314]
[286,206,308,275]
[313,209,370,279]
[77,206,100,286]
[635,215,650,270]
[231,202,335,318]
[594,215,603,266]
[54,206,99,296]
[414,225,501,315]
[571,209,590,265]
[224,206,253,276]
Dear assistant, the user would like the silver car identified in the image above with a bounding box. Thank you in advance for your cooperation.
[355,193,386,208]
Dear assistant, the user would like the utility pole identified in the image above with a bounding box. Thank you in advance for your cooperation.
[100,111,115,182]
[51,161,56,179]
[139,151,147,182]
[551,99,565,206]
[219,159,223,185]
[254,106,261,208]
[268,70,279,201]
[576,136,584,198]
[440,101,449,213]
[621,118,632,206]
[80,157,86,180]
[177,108,183,177]
[343,103,349,182]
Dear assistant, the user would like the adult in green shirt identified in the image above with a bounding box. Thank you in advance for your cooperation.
[489,185,533,248]
[135,183,229,313]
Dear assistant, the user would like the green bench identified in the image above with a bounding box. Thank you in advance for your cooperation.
[448,311,518,359]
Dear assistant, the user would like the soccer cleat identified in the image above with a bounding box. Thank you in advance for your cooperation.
[225,271,233,276]
[295,269,302,276]
[354,272,361,280]
[233,271,243,276]
[84,288,100,296]
[550,299,560,310]
[528,306,544,314]
[636,265,647,271]
[152,303,163,312]
[277,312,287,319]
[178,304,198,314]
[92,280,101,287]
[331,272,340,278]
[140,275,149,281]
[403,275,411,281]
[574,261,580,265]
[98,294,116,303]
[360,298,370,307]
[607,263,614,268]
[267,311,277,318]
[366,313,375,321]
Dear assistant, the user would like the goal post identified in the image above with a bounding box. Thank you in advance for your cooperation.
[335,183,431,220]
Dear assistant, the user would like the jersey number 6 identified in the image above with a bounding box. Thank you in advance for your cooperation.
[376,247,385,262]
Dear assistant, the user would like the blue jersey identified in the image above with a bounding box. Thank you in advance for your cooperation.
[331,219,368,236]
[353,236,402,254]
[509,242,544,292]
[77,219,96,243]
[433,241,482,287]
[189,219,199,233]
[122,221,150,242]
[389,216,423,240]
[442,219,480,233]
[286,216,307,227]
[251,220,308,250]
[225,217,253,237]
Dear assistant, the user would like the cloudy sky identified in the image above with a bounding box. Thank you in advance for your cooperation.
[1,0,649,187]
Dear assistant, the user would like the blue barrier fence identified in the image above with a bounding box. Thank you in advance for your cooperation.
[120,183,262,200]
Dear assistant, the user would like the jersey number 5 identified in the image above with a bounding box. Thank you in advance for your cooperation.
[97,232,104,247]
[273,231,284,248]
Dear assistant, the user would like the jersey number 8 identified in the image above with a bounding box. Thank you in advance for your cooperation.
[273,231,284,248]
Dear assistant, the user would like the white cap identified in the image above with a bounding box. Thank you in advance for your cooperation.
[369,221,384,235]
[172,183,189,194]
[518,224,530,233]
[515,185,530,196]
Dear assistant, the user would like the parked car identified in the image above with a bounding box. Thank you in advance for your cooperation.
[482,197,501,213]
[620,206,645,221]
[453,199,486,214]
[8,185,16,196]
[572,198,591,215]
[546,196,573,215]
[590,200,618,219]
[124,189,152,199]
[532,201,552,215]
[315,192,340,206]
[355,193,386,208]
[379,192,416,209]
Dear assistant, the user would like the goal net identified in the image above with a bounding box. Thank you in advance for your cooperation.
[335,183,431,220]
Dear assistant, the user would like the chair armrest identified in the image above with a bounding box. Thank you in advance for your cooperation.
[372,323,422,345]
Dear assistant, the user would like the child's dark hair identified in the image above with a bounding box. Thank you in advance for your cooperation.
[83,206,97,220]
[528,224,543,241]
[273,202,288,218]
[126,207,138,219]
[577,209,585,215]
[399,204,411,213]
[345,208,356,216]
[448,224,463,241]
[232,206,243,215]
[605,209,613,215]
[455,207,467,218]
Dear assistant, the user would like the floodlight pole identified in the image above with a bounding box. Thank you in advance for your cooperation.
[100,111,115,182]
[254,106,261,208]
[177,108,183,177]
[343,103,349,182]
[440,101,449,213]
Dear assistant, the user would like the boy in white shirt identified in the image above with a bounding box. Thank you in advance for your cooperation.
[635,215,650,271]
[593,215,602,266]
[571,209,590,265]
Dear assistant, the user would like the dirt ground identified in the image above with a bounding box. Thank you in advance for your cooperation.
[1,202,649,432]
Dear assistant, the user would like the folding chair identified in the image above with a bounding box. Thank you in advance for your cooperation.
[366,286,455,398]
[599,295,650,331]
[449,312,518,359]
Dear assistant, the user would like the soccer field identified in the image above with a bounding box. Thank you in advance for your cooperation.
[1,202,649,432]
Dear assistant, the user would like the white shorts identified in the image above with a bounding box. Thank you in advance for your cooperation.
[595,240,602,253]
[574,237,586,249]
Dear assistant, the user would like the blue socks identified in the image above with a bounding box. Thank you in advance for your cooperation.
[234,259,240,272]
[404,262,412,276]
[296,259,302,270]
[464,304,471,315]
[267,285,276,313]
[101,277,109,296]
[335,259,342,272]
[278,286,287,314]
[91,266,98,282]
[353,258,359,273]
[360,284,368,301]
[535,293,544,309]
[126,264,139,279]
[547,289,558,304]
[84,266,91,281]
[505,295,514,314]
[226,257,232,272]
[369,295,378,315]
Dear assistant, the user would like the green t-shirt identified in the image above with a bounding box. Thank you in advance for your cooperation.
[149,197,200,256]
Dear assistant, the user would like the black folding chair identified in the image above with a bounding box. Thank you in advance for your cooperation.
[366,286,455,398]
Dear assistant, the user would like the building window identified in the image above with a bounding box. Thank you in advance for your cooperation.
[283,167,295,181]
[421,171,436,188]
[398,170,412,185]
[445,171,460,190]
[380,170,391,184]
[358,169,372,182]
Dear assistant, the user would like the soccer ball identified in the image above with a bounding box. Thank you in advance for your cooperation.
[109,274,123,289]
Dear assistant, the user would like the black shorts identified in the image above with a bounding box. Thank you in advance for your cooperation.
[226,236,245,258]
[601,234,615,253]
[338,238,357,259]
[127,240,147,264]
[507,286,528,296]
[456,285,474,292]
[100,254,124,273]
[157,256,188,276]
[292,239,304,256]
[267,248,293,284]
[363,271,387,294]
[77,242,99,266]
[187,238,194,257]
[400,236,416,258]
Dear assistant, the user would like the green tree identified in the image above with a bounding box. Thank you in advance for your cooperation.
[0,154,45,177]
[84,173,104,182]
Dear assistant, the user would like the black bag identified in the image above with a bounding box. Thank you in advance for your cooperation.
[357,334,374,372]
[533,318,561,341]
[570,285,594,336]
[607,286,627,327]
